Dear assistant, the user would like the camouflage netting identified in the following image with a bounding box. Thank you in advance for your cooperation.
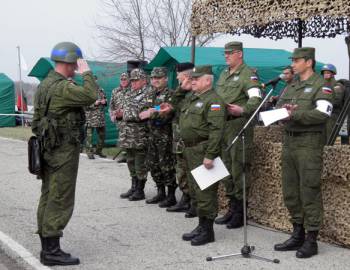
[218,125,350,247]
[191,0,350,41]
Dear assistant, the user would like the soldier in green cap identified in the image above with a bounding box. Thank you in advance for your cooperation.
[109,72,130,163]
[179,65,226,246]
[274,47,335,258]
[118,68,152,201]
[215,41,262,229]
[140,67,177,207]
[32,42,98,266]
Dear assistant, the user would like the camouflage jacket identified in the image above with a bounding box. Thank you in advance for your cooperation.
[85,87,107,127]
[109,86,129,122]
[144,87,174,139]
[118,85,152,149]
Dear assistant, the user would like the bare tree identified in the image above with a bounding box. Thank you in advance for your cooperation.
[95,0,216,62]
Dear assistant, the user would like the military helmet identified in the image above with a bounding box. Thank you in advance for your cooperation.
[50,42,83,63]
[321,64,337,75]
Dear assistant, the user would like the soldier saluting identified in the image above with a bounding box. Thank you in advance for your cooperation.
[32,42,98,266]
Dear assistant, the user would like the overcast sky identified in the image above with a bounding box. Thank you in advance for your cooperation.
[1,0,349,83]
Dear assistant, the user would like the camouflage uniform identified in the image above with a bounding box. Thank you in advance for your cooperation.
[32,70,97,238]
[109,72,130,162]
[147,68,176,188]
[85,87,107,155]
[118,69,152,200]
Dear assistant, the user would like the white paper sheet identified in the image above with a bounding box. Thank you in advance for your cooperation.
[191,157,230,190]
[259,108,289,126]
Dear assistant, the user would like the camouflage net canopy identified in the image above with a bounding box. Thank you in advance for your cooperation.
[191,0,350,41]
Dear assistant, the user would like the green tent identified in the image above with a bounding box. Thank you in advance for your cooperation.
[0,73,15,127]
[145,47,324,95]
[29,58,127,145]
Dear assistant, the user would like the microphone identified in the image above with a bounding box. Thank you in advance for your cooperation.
[262,74,285,88]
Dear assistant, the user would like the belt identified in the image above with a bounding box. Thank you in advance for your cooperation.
[285,131,322,137]
[183,138,208,147]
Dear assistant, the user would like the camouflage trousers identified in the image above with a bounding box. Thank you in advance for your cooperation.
[282,133,324,231]
[37,140,80,237]
[147,136,176,187]
[86,126,105,154]
[183,142,218,220]
[126,148,148,180]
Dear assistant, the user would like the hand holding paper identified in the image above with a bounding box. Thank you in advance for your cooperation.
[191,157,230,190]
[259,108,289,126]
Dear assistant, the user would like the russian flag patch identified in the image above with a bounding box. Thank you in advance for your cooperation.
[250,76,258,82]
[211,104,221,111]
[322,86,332,94]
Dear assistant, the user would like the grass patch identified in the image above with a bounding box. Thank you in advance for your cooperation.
[0,127,33,141]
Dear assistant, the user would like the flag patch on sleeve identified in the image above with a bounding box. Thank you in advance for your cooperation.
[322,86,332,94]
[250,76,258,82]
[211,104,221,111]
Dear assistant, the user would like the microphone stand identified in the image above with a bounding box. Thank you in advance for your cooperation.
[206,83,280,264]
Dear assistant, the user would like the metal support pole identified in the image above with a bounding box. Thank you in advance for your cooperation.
[16,46,24,127]
[191,36,196,64]
[297,19,303,48]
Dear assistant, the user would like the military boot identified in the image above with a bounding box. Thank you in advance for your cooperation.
[166,193,190,212]
[159,186,177,208]
[226,199,244,229]
[182,217,204,241]
[87,153,95,159]
[41,237,79,266]
[191,217,215,246]
[39,234,71,261]
[129,179,146,201]
[95,152,107,158]
[296,231,318,258]
[185,204,198,218]
[274,223,305,251]
[120,177,137,199]
[215,199,234,225]
[146,185,165,204]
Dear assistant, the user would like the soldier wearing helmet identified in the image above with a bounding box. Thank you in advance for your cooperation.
[321,64,345,141]
[32,42,98,266]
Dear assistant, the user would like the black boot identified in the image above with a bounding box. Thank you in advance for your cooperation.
[166,193,190,212]
[226,199,244,229]
[39,234,70,261]
[274,223,305,251]
[296,231,318,258]
[182,217,204,241]
[185,204,197,218]
[191,217,215,246]
[146,185,166,204]
[120,177,137,199]
[215,199,234,225]
[159,186,177,208]
[41,237,79,266]
[129,179,146,201]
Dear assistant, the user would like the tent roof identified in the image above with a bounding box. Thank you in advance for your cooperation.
[146,47,295,70]
[0,73,14,85]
